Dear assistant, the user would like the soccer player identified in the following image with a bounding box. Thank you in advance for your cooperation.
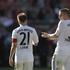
[9,12,39,70]
[42,8,70,70]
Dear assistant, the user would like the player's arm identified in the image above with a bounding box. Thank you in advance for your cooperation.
[42,32,58,40]
[42,20,62,40]
[9,38,17,67]
[9,30,17,67]
[32,29,39,46]
[9,39,17,59]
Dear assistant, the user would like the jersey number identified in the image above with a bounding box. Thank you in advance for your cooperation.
[20,32,30,45]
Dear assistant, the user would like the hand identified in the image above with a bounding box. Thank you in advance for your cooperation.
[9,57,14,67]
[41,32,48,38]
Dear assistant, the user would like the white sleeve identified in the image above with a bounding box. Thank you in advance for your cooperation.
[12,30,17,39]
[32,29,39,45]
[48,20,63,37]
[54,20,62,36]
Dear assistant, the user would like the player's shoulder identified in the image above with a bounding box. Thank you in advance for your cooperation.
[61,20,70,22]
[58,20,66,25]
[59,20,64,23]
[12,26,20,32]
[64,20,70,22]
[61,20,70,25]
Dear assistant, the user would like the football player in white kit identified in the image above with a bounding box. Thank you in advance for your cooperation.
[9,12,39,70]
[42,8,70,70]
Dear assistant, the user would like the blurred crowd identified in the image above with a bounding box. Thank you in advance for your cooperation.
[0,0,70,68]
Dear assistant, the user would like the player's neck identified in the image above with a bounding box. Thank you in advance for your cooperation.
[64,18,70,20]
[61,17,70,20]
[19,21,27,26]
[64,16,70,20]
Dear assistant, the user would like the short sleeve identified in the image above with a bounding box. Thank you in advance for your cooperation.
[12,29,18,39]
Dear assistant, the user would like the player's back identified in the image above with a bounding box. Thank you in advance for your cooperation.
[12,25,38,62]
[15,25,38,50]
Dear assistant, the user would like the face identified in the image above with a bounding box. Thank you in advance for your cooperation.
[58,11,66,20]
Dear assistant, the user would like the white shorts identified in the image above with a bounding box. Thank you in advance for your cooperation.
[14,61,33,70]
[52,46,70,70]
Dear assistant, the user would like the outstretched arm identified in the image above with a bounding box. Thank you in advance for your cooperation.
[41,32,58,40]
[41,20,63,40]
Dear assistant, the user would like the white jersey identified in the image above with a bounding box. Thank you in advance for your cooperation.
[53,20,70,54]
[12,24,39,63]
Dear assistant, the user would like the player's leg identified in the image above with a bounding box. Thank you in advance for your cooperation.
[14,63,23,70]
[24,61,33,70]
[51,54,64,70]
[51,55,56,70]
[64,56,70,70]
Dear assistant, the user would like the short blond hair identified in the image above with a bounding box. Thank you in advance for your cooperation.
[60,8,70,17]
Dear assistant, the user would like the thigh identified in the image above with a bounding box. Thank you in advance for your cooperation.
[24,61,33,70]
[14,63,23,70]
[51,54,64,70]
[64,56,70,70]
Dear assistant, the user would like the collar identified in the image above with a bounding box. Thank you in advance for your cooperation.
[20,24,27,26]
[19,21,27,26]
